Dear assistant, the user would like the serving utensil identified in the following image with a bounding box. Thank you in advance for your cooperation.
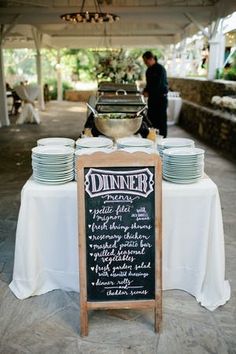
[86,103,98,117]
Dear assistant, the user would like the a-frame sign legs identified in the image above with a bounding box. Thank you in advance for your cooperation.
[80,302,88,337]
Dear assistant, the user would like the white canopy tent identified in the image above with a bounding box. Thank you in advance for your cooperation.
[0,0,235,127]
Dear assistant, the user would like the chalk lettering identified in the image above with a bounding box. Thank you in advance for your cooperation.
[85,166,156,302]
[107,289,128,296]
[131,222,152,230]
[92,240,118,250]
[130,290,148,296]
[96,279,114,286]
[85,168,154,198]
[134,262,151,270]
[103,194,140,204]
[119,241,139,250]
[124,231,150,240]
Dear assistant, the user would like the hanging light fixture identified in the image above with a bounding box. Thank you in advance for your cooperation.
[60,0,119,24]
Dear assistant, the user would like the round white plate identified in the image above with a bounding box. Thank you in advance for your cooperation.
[33,177,73,185]
[37,137,75,147]
[163,147,205,157]
[159,138,195,148]
[75,147,113,156]
[32,145,74,156]
[163,175,202,184]
[76,137,113,149]
[117,137,154,148]
[33,174,74,182]
[33,168,74,175]
[118,147,155,154]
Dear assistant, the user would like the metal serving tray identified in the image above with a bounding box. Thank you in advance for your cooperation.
[98,81,138,94]
[95,94,146,113]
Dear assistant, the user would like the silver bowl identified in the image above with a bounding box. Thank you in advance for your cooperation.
[94,115,143,140]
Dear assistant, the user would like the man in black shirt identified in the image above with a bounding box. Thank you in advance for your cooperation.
[142,51,168,137]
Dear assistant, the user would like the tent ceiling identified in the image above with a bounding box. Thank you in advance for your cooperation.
[0,0,235,48]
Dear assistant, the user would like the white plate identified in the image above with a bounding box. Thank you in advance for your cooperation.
[33,168,74,174]
[76,137,113,149]
[118,147,155,154]
[33,177,73,185]
[75,148,114,156]
[32,145,74,156]
[163,147,205,157]
[159,138,195,148]
[32,155,74,162]
[37,137,75,147]
[117,137,154,148]
[33,174,74,182]
[164,169,203,174]
[32,163,73,170]
[163,172,203,179]
[163,175,202,184]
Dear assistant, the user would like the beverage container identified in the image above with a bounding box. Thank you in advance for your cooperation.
[147,128,158,142]
[83,128,93,137]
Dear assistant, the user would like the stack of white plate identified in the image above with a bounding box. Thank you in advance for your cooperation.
[163,147,205,184]
[117,137,154,150]
[37,137,75,148]
[76,137,113,150]
[32,145,74,185]
[158,138,194,158]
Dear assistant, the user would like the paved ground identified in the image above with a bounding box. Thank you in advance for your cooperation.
[0,101,235,354]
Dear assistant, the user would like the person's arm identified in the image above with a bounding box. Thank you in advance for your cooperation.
[142,70,149,97]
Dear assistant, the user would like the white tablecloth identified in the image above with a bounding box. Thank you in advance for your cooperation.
[167,97,182,125]
[9,177,230,310]
[15,85,40,125]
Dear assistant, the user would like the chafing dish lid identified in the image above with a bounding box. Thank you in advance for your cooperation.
[98,81,138,93]
[96,94,145,106]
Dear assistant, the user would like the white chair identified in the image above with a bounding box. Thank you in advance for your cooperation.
[15,84,40,125]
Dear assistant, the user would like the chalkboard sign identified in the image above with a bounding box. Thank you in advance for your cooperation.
[77,151,162,336]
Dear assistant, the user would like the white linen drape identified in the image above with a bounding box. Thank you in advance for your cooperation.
[15,84,40,125]
[9,177,230,310]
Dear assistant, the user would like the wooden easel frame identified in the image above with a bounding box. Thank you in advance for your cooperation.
[77,151,162,336]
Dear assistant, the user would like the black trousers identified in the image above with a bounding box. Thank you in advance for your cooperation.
[147,96,168,138]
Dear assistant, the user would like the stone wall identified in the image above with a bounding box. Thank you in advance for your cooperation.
[168,77,236,157]
[168,78,236,108]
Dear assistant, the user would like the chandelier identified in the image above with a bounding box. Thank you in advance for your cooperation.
[60,0,120,24]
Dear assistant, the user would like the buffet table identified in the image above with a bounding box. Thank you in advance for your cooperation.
[9,176,230,310]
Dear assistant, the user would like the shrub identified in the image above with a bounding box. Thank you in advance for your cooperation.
[44,78,73,100]
[223,67,236,81]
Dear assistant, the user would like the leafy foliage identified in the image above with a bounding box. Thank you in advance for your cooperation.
[93,49,142,82]
[46,78,73,100]
[4,47,164,86]
[223,67,236,81]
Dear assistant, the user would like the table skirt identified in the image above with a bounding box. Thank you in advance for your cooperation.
[9,177,230,310]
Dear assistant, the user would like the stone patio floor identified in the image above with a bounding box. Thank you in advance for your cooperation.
[0,101,235,354]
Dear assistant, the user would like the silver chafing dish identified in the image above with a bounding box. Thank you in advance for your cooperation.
[95,93,146,114]
[85,82,148,139]
[98,81,139,94]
